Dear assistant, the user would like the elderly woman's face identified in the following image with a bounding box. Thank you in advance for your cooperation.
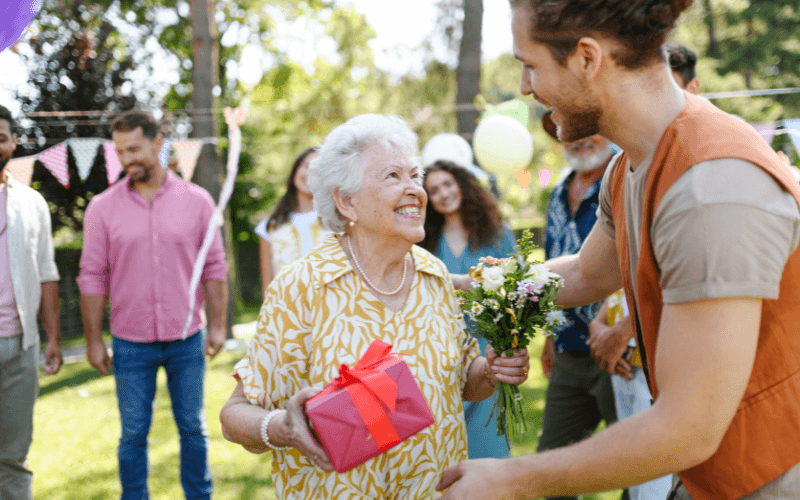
[351,142,427,244]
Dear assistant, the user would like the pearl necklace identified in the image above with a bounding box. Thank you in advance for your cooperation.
[347,234,408,296]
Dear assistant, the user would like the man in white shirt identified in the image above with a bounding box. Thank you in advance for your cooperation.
[0,104,62,500]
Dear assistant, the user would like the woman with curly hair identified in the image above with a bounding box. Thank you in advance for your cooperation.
[421,160,517,460]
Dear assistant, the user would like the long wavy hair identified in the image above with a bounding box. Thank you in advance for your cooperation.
[421,160,504,253]
[267,146,319,231]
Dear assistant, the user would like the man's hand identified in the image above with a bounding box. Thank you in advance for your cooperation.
[43,340,63,375]
[540,336,554,379]
[436,458,518,500]
[205,327,225,359]
[587,315,633,380]
[87,339,112,376]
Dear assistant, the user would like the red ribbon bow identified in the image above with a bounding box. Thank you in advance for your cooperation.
[318,340,402,450]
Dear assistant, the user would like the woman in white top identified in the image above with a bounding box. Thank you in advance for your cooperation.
[254,147,330,297]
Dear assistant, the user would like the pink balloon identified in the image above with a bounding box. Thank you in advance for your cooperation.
[538,169,552,188]
[0,0,42,53]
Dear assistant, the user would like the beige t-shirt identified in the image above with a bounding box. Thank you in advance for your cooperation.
[597,154,800,306]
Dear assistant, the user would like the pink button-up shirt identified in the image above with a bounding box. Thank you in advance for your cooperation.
[78,171,227,342]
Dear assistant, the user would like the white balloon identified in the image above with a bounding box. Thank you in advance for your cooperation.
[422,133,489,181]
[473,115,534,174]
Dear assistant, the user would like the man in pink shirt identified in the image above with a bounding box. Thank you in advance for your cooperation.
[78,110,228,500]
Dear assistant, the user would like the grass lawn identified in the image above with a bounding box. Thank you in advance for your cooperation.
[31,336,622,499]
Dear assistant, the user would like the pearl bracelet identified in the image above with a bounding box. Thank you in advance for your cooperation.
[260,409,291,451]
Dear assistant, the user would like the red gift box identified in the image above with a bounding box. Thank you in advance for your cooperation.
[305,339,435,473]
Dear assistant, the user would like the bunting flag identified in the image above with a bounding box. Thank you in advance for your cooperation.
[37,142,69,188]
[103,140,123,185]
[69,138,103,180]
[159,139,172,169]
[172,139,203,180]
[752,122,779,144]
[783,119,800,156]
[5,156,35,186]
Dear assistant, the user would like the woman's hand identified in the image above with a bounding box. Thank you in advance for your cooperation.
[282,387,335,472]
[486,344,530,385]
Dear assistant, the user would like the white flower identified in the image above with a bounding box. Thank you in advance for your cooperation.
[499,259,519,276]
[482,266,506,291]
[471,302,485,316]
[482,298,500,311]
[525,264,560,289]
[545,310,567,328]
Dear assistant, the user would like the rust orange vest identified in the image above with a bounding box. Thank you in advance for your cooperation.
[609,92,800,500]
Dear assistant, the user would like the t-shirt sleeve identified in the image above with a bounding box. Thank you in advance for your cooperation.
[653,158,800,303]
[596,152,623,238]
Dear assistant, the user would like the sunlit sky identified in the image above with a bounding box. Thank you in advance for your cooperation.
[0,1,515,114]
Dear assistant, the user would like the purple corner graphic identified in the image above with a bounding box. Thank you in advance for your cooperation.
[0,0,43,53]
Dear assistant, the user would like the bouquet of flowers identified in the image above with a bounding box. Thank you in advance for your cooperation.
[458,230,565,441]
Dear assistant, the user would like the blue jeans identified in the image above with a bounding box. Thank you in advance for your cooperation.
[113,330,212,500]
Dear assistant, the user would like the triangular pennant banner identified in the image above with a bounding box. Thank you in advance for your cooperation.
[103,141,123,185]
[69,138,103,181]
[37,142,69,188]
[172,139,203,180]
[752,122,779,144]
[783,119,800,157]
[5,156,36,186]
[159,139,171,169]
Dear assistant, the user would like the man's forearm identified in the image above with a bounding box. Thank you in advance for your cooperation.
[203,280,228,332]
[502,403,707,499]
[546,253,620,308]
[80,294,107,344]
[39,281,60,344]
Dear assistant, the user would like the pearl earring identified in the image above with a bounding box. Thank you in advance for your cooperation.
[349,221,355,227]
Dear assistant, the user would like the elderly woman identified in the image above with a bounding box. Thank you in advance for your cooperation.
[220,114,530,499]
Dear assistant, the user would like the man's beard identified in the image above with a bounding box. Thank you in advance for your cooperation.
[565,141,613,172]
[557,103,603,144]
[554,77,603,144]
[126,163,152,183]
[0,156,9,173]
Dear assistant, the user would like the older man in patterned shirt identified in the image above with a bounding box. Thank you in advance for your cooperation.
[538,111,618,500]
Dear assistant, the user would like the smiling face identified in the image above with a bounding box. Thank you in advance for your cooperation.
[424,169,463,217]
[112,126,163,184]
[347,141,427,245]
[513,5,603,143]
[293,151,317,197]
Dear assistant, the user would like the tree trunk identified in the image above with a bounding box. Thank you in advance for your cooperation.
[744,17,753,89]
[703,0,719,58]
[456,0,483,141]
[189,0,238,337]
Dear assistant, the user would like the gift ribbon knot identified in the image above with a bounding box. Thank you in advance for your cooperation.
[322,340,403,450]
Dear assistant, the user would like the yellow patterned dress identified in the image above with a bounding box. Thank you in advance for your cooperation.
[234,233,480,499]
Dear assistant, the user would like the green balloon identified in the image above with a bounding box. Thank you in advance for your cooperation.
[481,99,529,127]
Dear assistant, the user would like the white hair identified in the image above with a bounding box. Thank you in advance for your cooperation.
[308,114,421,233]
